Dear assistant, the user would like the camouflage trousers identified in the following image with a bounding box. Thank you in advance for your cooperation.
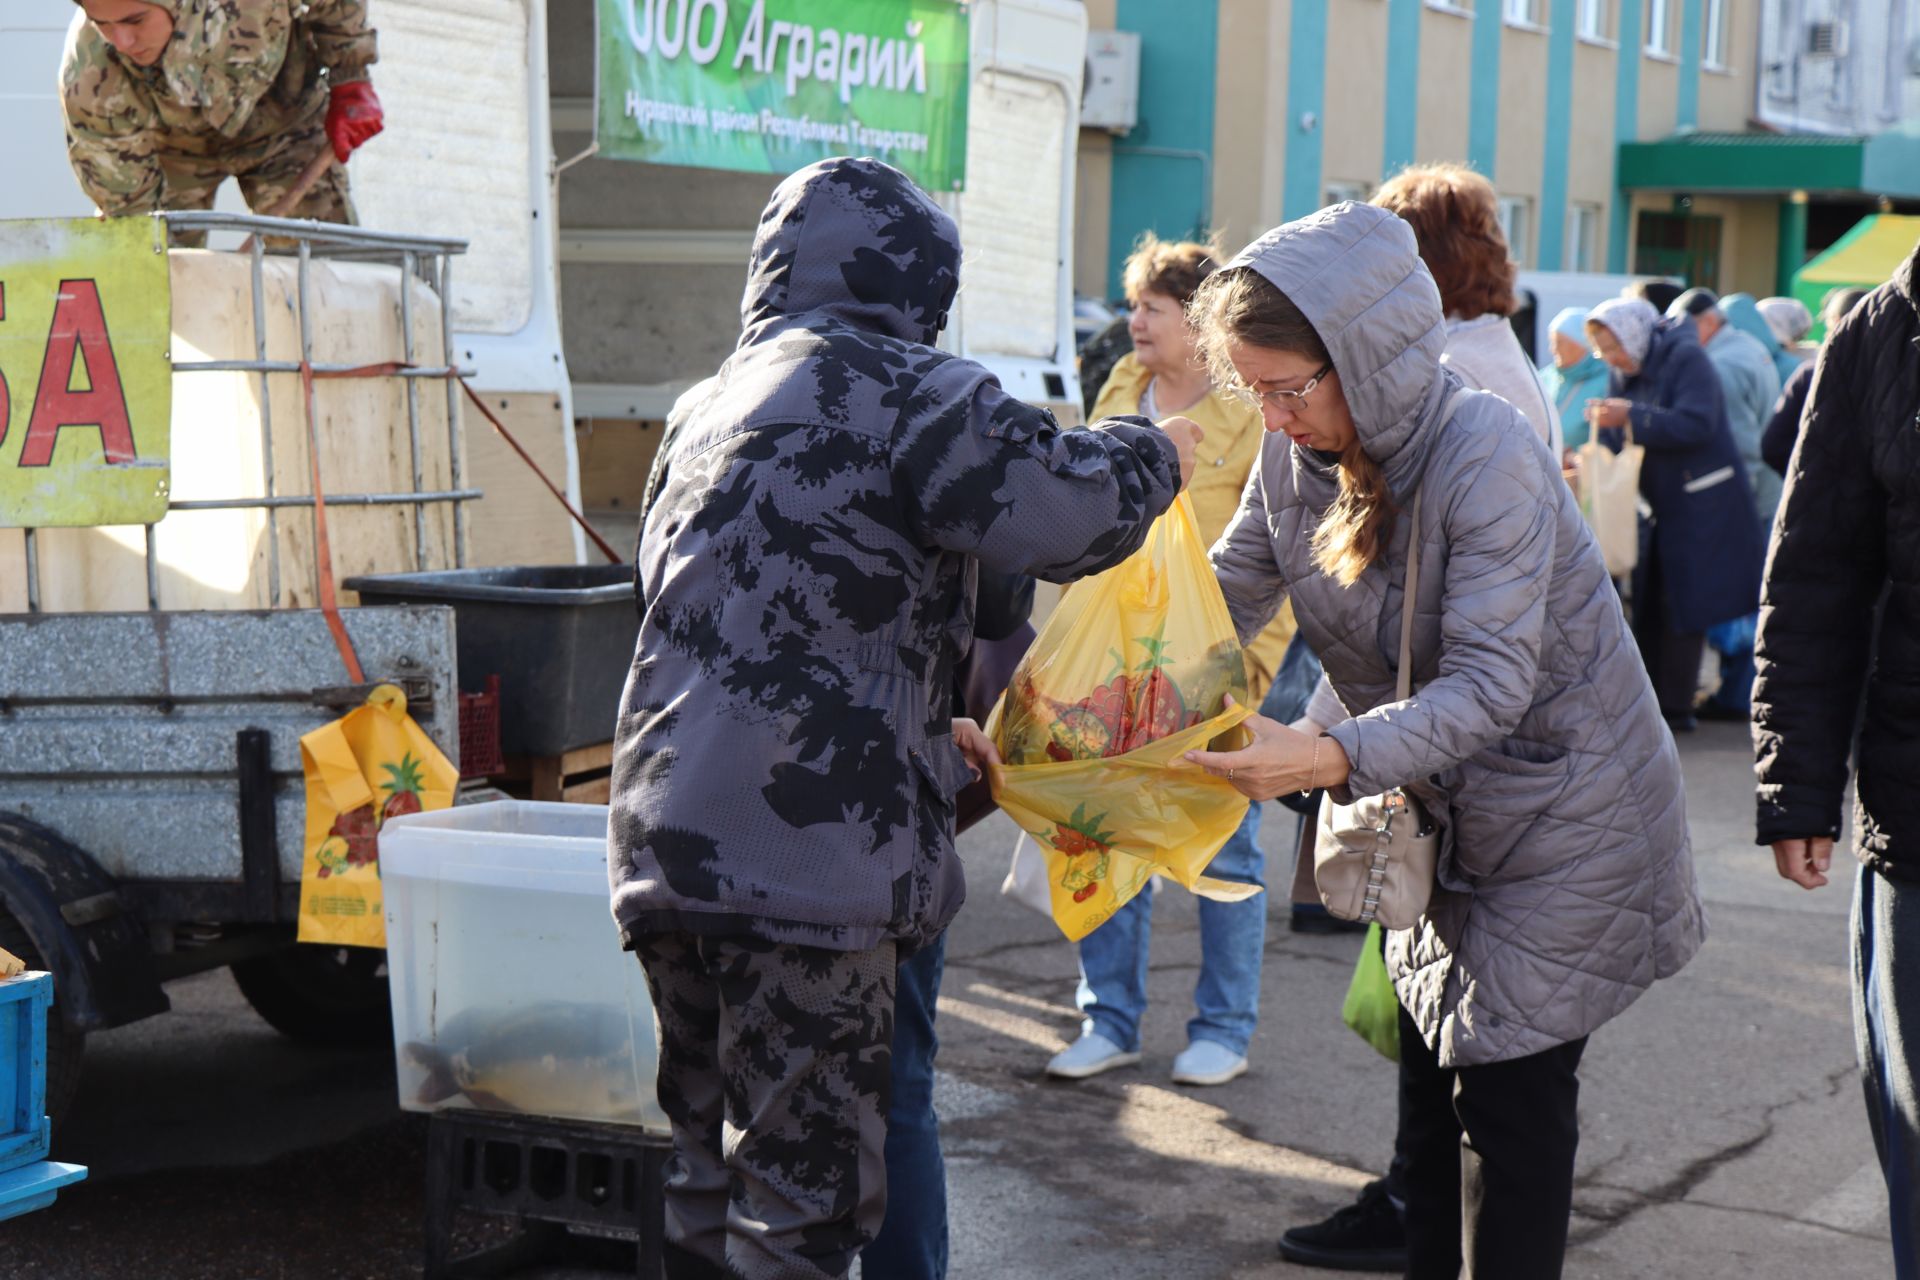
[159,116,354,248]
[635,933,896,1280]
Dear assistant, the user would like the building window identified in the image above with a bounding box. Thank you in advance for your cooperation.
[1498,196,1534,268]
[1566,203,1601,272]
[1578,0,1610,41]
[1703,0,1729,67]
[1504,0,1541,25]
[1646,0,1673,55]
[1325,180,1372,209]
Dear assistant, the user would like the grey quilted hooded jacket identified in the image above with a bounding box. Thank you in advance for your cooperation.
[607,158,1181,955]
[1211,204,1706,1066]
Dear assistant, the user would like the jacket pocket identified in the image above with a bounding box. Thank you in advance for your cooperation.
[910,734,975,809]
[1447,742,1575,883]
[1468,738,1571,776]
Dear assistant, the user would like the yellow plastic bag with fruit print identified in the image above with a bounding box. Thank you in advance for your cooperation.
[296,684,458,948]
[985,495,1259,942]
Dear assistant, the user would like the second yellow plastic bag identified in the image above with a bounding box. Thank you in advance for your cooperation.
[986,495,1257,941]
[297,683,459,948]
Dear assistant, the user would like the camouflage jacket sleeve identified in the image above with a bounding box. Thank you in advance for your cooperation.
[304,0,378,82]
[60,56,162,215]
[894,369,1181,584]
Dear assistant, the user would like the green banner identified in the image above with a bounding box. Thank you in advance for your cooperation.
[596,0,970,191]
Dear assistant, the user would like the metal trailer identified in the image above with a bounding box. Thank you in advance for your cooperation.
[0,212,478,1120]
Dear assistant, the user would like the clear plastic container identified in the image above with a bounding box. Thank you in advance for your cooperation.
[380,800,666,1132]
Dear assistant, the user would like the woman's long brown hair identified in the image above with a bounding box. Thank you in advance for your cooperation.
[1190,267,1394,587]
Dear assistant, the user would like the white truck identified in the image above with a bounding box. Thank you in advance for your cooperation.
[0,0,1090,1116]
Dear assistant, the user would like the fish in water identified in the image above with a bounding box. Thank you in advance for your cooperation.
[405,1001,651,1124]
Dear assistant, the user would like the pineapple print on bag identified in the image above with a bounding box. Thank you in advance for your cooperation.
[1051,803,1116,903]
[380,753,428,823]
[298,685,458,947]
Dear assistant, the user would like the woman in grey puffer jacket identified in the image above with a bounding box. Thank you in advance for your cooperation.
[1185,203,1706,1279]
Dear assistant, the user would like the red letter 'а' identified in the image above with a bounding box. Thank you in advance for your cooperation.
[20,278,136,467]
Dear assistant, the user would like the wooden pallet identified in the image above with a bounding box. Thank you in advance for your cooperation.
[494,741,614,804]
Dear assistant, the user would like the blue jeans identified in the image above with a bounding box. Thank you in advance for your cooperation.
[1076,802,1267,1055]
[1073,667,1300,1058]
[1854,863,1920,1280]
[863,933,947,1280]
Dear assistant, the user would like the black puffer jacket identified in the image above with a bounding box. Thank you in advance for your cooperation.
[1753,242,1920,874]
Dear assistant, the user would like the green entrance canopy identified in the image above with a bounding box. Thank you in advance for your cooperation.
[1618,131,1920,200]
[1793,213,1920,338]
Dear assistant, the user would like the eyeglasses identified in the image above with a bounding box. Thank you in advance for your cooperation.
[1228,363,1335,411]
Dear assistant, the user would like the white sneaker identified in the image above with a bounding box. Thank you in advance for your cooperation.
[1170,1039,1249,1086]
[1045,1032,1141,1080]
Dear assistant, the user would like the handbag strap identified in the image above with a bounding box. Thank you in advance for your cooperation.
[1397,387,1476,701]
[1397,490,1421,703]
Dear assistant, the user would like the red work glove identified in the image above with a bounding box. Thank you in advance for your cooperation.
[325,80,384,163]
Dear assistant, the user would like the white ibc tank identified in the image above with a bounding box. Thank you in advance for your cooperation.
[2,249,460,612]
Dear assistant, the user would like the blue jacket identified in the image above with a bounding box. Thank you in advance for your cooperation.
[1607,319,1764,633]
[1700,323,1784,523]
[1540,354,1610,448]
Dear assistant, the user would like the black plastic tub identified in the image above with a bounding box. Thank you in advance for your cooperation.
[343,565,637,758]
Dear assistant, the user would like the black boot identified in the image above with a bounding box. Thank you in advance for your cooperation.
[1277,1179,1408,1272]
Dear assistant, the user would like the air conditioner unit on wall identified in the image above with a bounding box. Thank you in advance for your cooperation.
[1806,20,1849,58]
[1081,30,1141,132]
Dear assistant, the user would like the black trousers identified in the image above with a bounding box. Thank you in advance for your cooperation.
[1397,1005,1587,1280]
[1630,537,1705,718]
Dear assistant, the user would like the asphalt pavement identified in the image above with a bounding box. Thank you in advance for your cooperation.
[0,721,1888,1278]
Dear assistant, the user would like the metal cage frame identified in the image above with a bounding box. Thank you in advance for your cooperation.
[16,211,480,613]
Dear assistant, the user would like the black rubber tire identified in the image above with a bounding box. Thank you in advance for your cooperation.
[230,943,393,1046]
[0,907,86,1126]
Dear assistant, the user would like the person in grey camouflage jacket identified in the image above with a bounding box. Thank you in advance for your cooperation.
[610,156,1197,1278]
[60,0,382,244]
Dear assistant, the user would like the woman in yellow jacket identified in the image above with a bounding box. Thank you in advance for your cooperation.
[1047,236,1302,1087]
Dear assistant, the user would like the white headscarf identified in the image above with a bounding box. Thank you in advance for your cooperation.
[1757,296,1813,348]
[1588,297,1660,366]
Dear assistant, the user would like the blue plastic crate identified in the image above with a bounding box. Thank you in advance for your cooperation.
[0,973,52,1176]
[0,1160,85,1223]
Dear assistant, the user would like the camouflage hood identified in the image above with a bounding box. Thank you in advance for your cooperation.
[740,157,961,349]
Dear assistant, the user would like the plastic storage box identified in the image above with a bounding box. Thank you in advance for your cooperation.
[343,565,637,757]
[380,801,666,1133]
[0,973,86,1221]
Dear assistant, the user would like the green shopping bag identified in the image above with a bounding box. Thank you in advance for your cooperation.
[1340,923,1401,1061]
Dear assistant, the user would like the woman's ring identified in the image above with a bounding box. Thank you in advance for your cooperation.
[1227,768,1235,782]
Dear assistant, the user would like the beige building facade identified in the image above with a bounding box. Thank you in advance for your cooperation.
[1075,0,1897,311]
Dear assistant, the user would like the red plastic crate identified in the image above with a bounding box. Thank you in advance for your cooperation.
[458,675,504,779]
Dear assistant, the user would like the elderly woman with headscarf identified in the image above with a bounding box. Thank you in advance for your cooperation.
[1538,307,1611,450]
[1585,297,1764,731]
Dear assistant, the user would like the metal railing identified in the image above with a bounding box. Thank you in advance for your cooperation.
[18,212,480,613]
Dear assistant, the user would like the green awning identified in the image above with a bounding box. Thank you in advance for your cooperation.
[1618,130,1920,200]
[1793,213,1920,337]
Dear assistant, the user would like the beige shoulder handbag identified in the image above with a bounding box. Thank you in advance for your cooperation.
[1312,493,1440,930]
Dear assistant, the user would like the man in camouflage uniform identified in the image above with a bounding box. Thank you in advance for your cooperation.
[60,0,382,246]
[611,156,1200,1279]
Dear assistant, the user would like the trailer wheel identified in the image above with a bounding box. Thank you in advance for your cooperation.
[230,944,392,1046]
[0,909,86,1126]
